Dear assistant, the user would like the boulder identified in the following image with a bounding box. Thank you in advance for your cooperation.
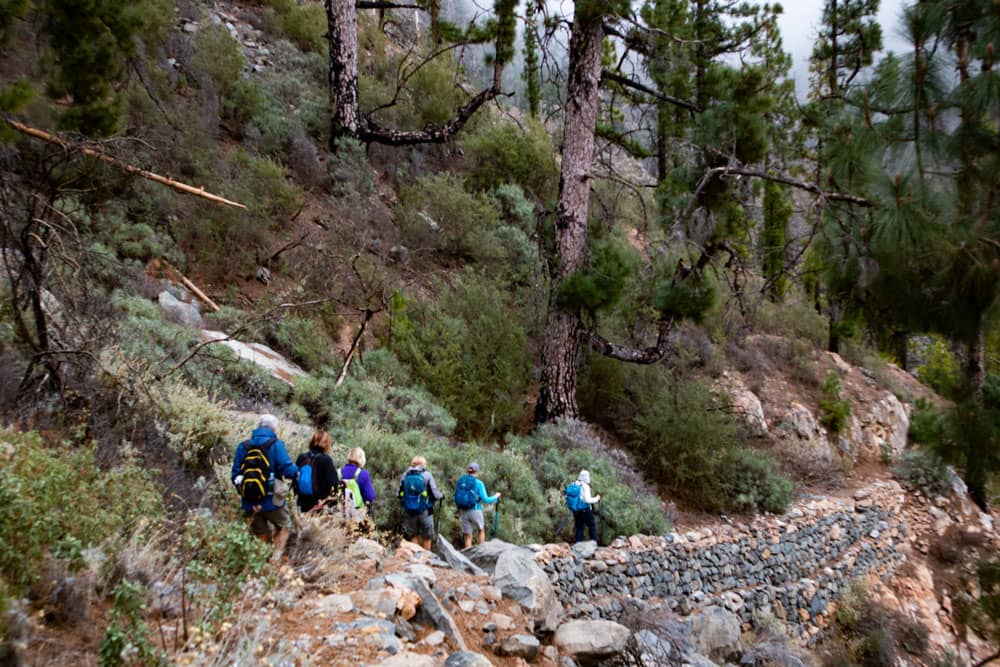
[347,538,386,563]
[492,548,563,633]
[571,540,598,560]
[465,539,520,574]
[350,589,399,618]
[445,652,494,667]
[406,576,468,650]
[498,634,541,660]
[689,606,741,661]
[554,620,631,665]
[158,291,202,328]
[315,593,353,615]
[438,535,487,576]
[378,652,435,667]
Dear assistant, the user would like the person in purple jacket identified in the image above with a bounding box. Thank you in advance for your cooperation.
[340,447,376,521]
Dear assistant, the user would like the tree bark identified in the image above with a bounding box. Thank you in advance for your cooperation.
[326,0,361,145]
[963,326,988,510]
[535,4,604,423]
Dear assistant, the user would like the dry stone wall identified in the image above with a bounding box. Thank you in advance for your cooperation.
[536,482,909,643]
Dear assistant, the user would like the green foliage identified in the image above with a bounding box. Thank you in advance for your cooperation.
[387,274,531,437]
[557,236,638,314]
[262,0,326,53]
[329,137,375,198]
[819,372,851,432]
[462,119,559,204]
[916,336,961,399]
[760,181,791,301]
[42,0,171,135]
[153,380,232,470]
[399,174,500,263]
[192,23,244,99]
[264,315,334,372]
[0,430,163,590]
[0,0,28,43]
[580,359,792,514]
[99,580,168,667]
[893,448,952,498]
[653,270,719,322]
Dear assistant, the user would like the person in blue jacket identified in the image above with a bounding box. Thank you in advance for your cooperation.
[231,414,298,562]
[459,462,501,548]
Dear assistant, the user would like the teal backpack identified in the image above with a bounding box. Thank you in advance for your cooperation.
[565,482,588,512]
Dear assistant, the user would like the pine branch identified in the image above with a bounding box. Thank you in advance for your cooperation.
[601,69,700,113]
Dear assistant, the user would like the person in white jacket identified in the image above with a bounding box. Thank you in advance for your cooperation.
[572,470,601,543]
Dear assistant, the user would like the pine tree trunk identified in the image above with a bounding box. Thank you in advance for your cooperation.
[535,3,604,423]
[326,0,361,146]
[964,327,988,509]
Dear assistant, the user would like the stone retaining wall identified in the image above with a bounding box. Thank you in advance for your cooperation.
[536,482,909,642]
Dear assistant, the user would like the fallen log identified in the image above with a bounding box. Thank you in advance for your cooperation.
[3,117,247,210]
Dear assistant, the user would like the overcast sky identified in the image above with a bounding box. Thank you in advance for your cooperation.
[777,0,911,96]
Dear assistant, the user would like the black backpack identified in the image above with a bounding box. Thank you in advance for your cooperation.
[239,437,277,503]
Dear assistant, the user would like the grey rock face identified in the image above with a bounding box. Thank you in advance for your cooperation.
[492,548,563,633]
[158,291,202,328]
[498,634,541,660]
[464,539,521,574]
[689,605,741,661]
[407,576,468,651]
[553,619,631,665]
[437,534,487,576]
[444,651,494,667]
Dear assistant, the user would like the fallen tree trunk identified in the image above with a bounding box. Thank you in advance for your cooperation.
[3,118,247,210]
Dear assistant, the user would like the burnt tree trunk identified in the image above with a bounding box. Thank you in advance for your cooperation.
[326,0,361,145]
[534,4,604,423]
[963,326,988,510]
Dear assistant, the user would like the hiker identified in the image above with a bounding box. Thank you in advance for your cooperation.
[567,469,601,544]
[454,462,501,548]
[340,446,376,522]
[294,429,339,513]
[398,455,443,550]
[231,414,298,562]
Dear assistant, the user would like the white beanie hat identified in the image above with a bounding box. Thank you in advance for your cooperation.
[577,470,590,484]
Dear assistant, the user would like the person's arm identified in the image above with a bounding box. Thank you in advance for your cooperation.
[317,456,337,498]
[274,441,298,479]
[231,443,245,484]
[477,479,499,505]
[359,469,376,502]
[580,482,600,504]
[426,472,443,501]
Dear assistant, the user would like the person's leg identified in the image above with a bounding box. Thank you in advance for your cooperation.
[573,511,584,543]
[271,528,289,562]
[248,512,272,543]
[264,507,294,562]
[463,531,473,548]
[585,508,597,542]
[477,528,485,544]
[419,513,434,550]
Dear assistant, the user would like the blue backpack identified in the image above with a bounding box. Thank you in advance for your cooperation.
[565,482,588,512]
[454,474,478,510]
[400,470,430,515]
[295,452,315,496]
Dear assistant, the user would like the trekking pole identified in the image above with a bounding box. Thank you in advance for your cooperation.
[597,501,604,545]
[492,499,500,539]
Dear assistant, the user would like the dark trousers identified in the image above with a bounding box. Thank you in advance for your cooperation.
[573,508,597,543]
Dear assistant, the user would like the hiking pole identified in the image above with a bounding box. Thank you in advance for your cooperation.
[492,499,500,539]
[597,501,604,545]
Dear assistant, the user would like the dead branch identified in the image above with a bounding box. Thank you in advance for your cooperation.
[3,118,247,210]
[335,308,374,388]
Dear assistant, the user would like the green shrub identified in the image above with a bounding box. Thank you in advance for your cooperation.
[916,336,961,399]
[154,380,232,470]
[819,371,851,432]
[99,580,168,667]
[263,314,334,371]
[328,137,375,199]
[719,449,794,514]
[0,430,163,590]
[262,0,326,53]
[893,448,952,498]
[462,118,559,204]
[387,274,531,437]
[399,174,501,262]
[192,23,244,98]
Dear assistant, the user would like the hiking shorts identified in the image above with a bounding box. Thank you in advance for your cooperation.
[460,509,484,534]
[403,512,434,540]
[246,505,292,535]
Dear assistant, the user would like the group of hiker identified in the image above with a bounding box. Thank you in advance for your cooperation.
[231,414,601,562]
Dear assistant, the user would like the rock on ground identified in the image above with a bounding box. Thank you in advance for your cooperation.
[438,534,487,576]
[689,605,741,661]
[464,539,520,574]
[553,619,631,664]
[444,651,494,667]
[492,547,563,633]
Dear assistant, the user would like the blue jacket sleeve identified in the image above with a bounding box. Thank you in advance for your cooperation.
[476,479,499,505]
[231,443,246,482]
[273,440,298,480]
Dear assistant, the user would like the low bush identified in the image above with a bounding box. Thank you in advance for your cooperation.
[262,314,335,372]
[398,174,501,263]
[262,0,326,53]
[915,336,961,399]
[99,579,168,667]
[462,118,559,205]
[0,430,163,590]
[386,274,532,437]
[819,371,851,432]
[823,579,928,666]
[893,448,952,498]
